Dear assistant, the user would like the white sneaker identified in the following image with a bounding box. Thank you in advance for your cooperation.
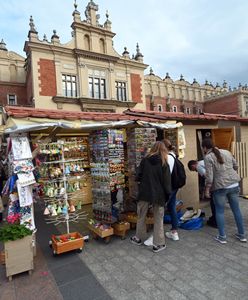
[165,231,179,241]
[144,235,153,246]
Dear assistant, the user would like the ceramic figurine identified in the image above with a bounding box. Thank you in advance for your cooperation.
[43,207,50,215]
[70,204,75,213]
[62,205,68,215]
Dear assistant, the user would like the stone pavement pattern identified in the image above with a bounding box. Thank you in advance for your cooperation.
[0,199,247,300]
[0,246,63,300]
[79,198,248,300]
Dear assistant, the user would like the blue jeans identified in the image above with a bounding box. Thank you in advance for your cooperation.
[167,189,178,230]
[213,186,245,238]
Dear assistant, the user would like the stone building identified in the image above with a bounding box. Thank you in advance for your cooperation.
[22,1,148,113]
[144,67,248,117]
[0,39,27,107]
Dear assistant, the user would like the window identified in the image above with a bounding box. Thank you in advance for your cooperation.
[99,38,105,53]
[62,75,77,97]
[115,81,127,101]
[84,35,90,51]
[245,98,248,112]
[7,94,17,105]
[158,104,163,112]
[185,107,191,114]
[172,105,177,112]
[89,75,106,99]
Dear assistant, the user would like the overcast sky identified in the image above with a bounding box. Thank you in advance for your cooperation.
[1,0,248,88]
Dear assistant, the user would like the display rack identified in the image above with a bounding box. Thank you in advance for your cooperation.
[164,128,178,153]
[88,129,125,242]
[37,140,88,254]
[89,129,125,222]
[126,128,157,198]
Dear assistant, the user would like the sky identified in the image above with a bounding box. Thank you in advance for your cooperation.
[1,0,248,88]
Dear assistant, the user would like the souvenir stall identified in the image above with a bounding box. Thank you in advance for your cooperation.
[2,113,185,245]
[3,134,36,231]
[1,134,36,279]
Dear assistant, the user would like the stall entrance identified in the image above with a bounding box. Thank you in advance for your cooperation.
[196,127,234,203]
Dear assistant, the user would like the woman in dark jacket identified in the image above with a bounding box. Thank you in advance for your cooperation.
[130,141,171,253]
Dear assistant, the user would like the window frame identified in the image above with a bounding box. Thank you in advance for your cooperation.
[7,94,17,106]
[62,74,77,98]
[88,74,107,100]
[157,104,163,112]
[115,81,127,101]
[172,105,177,112]
[185,107,191,114]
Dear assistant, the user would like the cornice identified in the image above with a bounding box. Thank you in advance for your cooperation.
[74,49,119,63]
[118,57,149,70]
[71,21,116,38]
[0,81,26,87]
[24,41,74,57]
[52,96,136,112]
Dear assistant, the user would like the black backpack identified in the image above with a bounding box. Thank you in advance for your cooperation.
[169,154,186,189]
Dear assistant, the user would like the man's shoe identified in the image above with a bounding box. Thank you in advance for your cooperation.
[144,235,153,246]
[214,235,227,244]
[153,244,166,253]
[235,233,247,243]
[130,236,142,246]
[165,231,179,241]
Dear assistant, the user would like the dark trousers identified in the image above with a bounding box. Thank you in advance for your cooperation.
[209,196,217,224]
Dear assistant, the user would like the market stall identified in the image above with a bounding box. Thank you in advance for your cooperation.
[1,108,185,246]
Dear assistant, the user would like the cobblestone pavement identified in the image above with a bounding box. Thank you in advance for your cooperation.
[79,198,248,300]
[0,199,247,300]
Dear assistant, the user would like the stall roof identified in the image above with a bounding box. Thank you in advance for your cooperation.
[124,109,248,122]
[4,106,173,123]
[5,106,248,122]
[2,106,182,133]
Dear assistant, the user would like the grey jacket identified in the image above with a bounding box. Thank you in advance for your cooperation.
[204,149,240,191]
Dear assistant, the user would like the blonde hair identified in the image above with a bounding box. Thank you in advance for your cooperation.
[147,141,168,165]
[163,138,176,152]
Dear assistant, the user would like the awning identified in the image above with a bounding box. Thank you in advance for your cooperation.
[3,117,183,134]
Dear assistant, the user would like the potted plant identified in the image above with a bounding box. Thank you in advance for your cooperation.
[0,224,34,281]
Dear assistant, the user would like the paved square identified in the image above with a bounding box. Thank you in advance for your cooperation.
[79,198,248,300]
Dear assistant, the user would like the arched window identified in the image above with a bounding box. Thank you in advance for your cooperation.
[84,35,90,51]
[185,107,191,114]
[158,104,163,112]
[172,105,177,112]
[99,38,105,53]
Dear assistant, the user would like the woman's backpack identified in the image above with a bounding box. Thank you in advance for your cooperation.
[169,154,186,189]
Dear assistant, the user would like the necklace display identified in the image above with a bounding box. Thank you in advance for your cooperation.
[89,129,125,223]
[126,128,157,198]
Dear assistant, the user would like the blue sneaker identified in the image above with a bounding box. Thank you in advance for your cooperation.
[235,234,247,243]
[214,235,227,244]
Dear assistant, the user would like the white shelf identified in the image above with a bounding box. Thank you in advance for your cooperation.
[42,158,87,165]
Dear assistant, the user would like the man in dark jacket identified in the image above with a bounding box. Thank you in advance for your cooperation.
[130,141,171,253]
